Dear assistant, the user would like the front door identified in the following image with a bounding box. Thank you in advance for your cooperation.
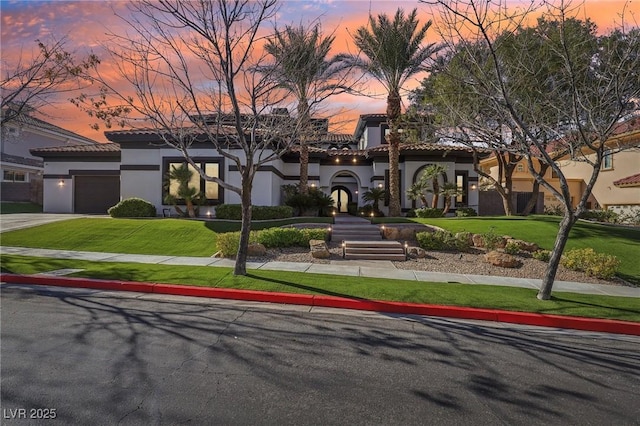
[331,187,350,213]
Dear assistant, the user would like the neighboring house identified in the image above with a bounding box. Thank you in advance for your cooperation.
[1,109,99,204]
[479,116,640,214]
[31,113,486,215]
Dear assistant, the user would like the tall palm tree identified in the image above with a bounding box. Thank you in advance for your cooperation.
[439,182,463,215]
[264,24,341,194]
[339,8,440,216]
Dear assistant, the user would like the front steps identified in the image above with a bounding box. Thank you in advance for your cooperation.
[342,240,406,261]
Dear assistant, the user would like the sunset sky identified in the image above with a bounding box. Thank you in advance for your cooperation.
[1,0,637,143]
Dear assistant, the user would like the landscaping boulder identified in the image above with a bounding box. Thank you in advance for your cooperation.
[472,233,485,247]
[407,246,427,258]
[310,239,330,259]
[382,227,400,240]
[247,243,267,257]
[507,239,539,253]
[483,250,521,268]
[455,232,474,246]
[399,227,416,240]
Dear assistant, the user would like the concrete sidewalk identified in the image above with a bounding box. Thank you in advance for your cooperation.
[2,245,639,298]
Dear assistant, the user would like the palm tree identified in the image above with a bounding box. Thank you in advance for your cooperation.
[164,164,201,218]
[264,24,342,194]
[338,8,440,216]
[439,182,463,215]
[420,164,447,209]
[363,187,387,213]
[406,181,429,207]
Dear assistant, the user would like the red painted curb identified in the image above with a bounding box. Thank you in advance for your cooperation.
[2,273,639,336]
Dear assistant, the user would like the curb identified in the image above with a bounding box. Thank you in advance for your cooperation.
[2,273,639,336]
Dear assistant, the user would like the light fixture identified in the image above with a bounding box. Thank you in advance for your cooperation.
[206,211,212,217]
[352,158,357,163]
[470,184,477,190]
[355,190,358,195]
[311,183,316,187]
[58,179,65,187]
[378,183,383,188]
[370,212,374,217]
[335,158,340,164]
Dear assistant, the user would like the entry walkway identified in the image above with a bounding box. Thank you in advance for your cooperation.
[2,245,638,298]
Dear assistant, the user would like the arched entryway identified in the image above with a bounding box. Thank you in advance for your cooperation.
[331,185,351,213]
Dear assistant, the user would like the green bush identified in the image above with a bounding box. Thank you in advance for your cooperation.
[215,204,293,220]
[405,209,417,218]
[561,248,620,279]
[357,204,384,217]
[532,249,551,262]
[415,207,444,218]
[579,209,619,224]
[455,207,477,217]
[217,227,329,256]
[482,227,502,251]
[504,241,520,255]
[282,185,334,216]
[108,198,156,218]
[416,230,470,252]
[544,204,564,216]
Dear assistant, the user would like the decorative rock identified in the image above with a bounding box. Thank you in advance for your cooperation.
[309,239,330,259]
[407,246,427,258]
[455,232,474,246]
[484,250,521,268]
[247,243,267,256]
[399,227,416,240]
[382,227,400,240]
[472,234,485,247]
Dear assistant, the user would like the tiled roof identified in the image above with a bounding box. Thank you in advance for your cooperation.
[2,110,98,145]
[1,152,43,168]
[613,173,640,187]
[366,143,488,154]
[320,133,353,143]
[31,143,121,154]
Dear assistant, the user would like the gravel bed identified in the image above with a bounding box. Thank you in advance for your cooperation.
[248,243,634,287]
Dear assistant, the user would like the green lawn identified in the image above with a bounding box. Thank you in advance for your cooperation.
[375,215,640,284]
[0,217,332,257]
[0,202,43,214]
[2,254,638,322]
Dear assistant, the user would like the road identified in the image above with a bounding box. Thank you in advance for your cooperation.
[2,283,639,425]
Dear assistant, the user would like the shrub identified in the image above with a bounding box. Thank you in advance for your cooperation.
[108,198,156,218]
[455,207,477,217]
[215,204,293,220]
[216,231,258,256]
[405,209,417,218]
[283,185,334,216]
[579,209,619,224]
[532,249,551,262]
[544,204,565,216]
[561,248,620,279]
[256,228,304,248]
[415,207,444,218]
[416,230,470,252]
[504,241,520,255]
[300,228,329,243]
[482,227,502,251]
[217,227,329,256]
[358,204,384,217]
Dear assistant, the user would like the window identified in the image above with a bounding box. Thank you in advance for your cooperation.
[455,171,468,205]
[164,158,223,204]
[602,150,613,170]
[516,164,524,172]
[2,170,28,182]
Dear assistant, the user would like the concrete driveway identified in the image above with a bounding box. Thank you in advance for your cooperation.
[0,213,101,233]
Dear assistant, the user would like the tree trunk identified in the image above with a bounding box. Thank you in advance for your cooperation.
[431,179,440,209]
[537,212,577,300]
[443,197,452,215]
[522,163,549,216]
[386,91,402,217]
[501,190,514,216]
[299,143,309,194]
[234,173,253,276]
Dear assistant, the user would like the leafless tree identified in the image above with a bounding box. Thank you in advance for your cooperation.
[1,36,98,127]
[75,0,305,275]
[423,0,640,298]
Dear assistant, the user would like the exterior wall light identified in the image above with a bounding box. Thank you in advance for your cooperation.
[352,158,357,163]
[311,183,316,187]
[378,183,383,188]
[470,184,477,190]
[58,179,65,187]
[335,158,340,164]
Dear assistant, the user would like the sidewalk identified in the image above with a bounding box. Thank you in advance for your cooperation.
[2,245,639,298]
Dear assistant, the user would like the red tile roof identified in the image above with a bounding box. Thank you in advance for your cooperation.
[613,173,640,187]
[30,143,121,154]
[367,143,489,154]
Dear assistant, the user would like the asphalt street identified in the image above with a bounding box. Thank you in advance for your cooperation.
[2,284,639,425]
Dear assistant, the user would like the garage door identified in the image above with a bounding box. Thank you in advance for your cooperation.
[74,175,120,214]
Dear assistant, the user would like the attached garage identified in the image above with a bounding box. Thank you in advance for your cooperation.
[74,174,120,214]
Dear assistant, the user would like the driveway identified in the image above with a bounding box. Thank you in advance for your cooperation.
[0,213,101,233]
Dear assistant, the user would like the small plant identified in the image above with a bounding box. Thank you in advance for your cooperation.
[579,209,620,224]
[532,249,551,262]
[544,204,564,216]
[482,227,502,251]
[415,207,444,218]
[108,198,156,218]
[504,241,520,255]
[456,207,477,217]
[561,248,620,279]
[416,230,470,252]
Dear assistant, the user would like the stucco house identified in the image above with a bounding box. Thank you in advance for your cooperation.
[1,109,99,204]
[31,113,485,216]
[479,115,640,215]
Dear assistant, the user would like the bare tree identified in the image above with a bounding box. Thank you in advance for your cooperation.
[74,0,303,276]
[423,0,640,298]
[1,36,98,126]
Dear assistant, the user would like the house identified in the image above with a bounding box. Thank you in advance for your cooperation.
[1,109,99,204]
[479,116,640,215]
[31,113,486,216]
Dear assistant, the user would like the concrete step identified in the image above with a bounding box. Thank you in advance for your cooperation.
[346,247,405,255]
[343,241,403,248]
[343,253,407,261]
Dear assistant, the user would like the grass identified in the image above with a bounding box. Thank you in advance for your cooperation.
[0,217,332,257]
[375,215,640,284]
[2,254,639,322]
[0,202,43,214]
